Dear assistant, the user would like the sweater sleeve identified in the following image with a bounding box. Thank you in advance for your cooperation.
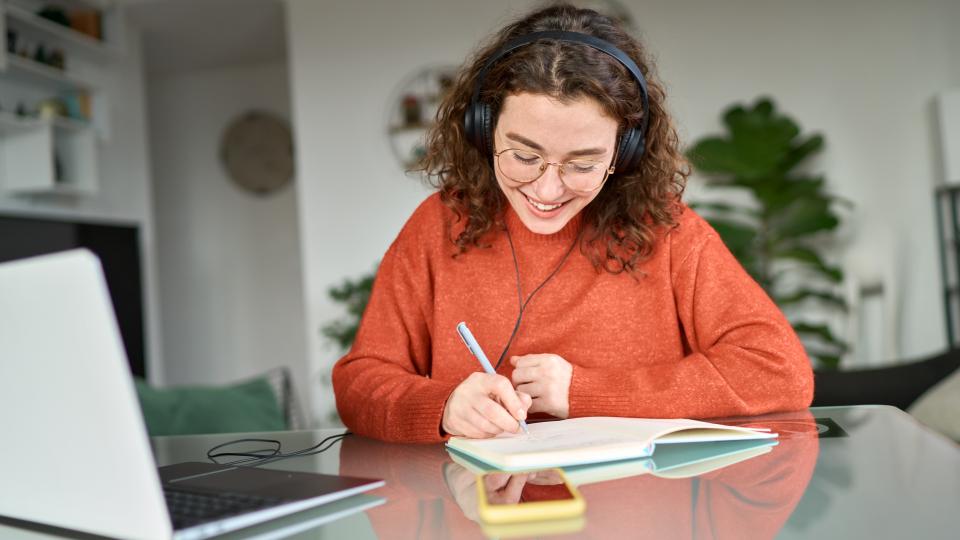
[568,229,814,419]
[332,207,460,443]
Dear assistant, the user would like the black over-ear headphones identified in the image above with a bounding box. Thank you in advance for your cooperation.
[463,30,650,175]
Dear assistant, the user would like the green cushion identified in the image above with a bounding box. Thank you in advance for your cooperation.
[134,376,287,436]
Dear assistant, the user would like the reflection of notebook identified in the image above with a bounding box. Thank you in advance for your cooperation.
[0,250,384,539]
[448,438,778,486]
[446,417,777,471]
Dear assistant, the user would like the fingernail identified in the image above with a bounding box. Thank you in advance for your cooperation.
[516,409,526,420]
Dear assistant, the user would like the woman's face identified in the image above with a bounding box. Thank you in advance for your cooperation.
[493,92,619,235]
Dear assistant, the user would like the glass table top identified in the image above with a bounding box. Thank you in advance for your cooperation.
[2,405,958,539]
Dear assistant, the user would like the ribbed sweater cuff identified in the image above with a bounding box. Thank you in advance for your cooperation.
[393,379,462,443]
[568,365,633,417]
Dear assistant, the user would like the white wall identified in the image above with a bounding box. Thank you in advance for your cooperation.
[286,0,960,423]
[147,62,309,407]
[0,25,163,379]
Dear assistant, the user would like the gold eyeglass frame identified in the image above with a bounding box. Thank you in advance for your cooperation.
[493,147,616,194]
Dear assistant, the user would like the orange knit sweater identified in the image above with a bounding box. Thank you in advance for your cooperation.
[333,193,813,442]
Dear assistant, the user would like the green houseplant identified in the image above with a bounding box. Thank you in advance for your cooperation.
[686,97,849,368]
[321,267,378,352]
[319,267,377,424]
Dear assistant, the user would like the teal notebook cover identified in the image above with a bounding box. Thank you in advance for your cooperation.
[447,438,778,485]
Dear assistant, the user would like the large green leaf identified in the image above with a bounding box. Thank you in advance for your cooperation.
[706,218,762,280]
[707,219,757,255]
[768,198,840,241]
[811,354,841,370]
[722,99,800,176]
[778,134,824,173]
[690,99,809,179]
[751,176,827,215]
[688,201,761,220]
[776,288,849,311]
[793,322,849,352]
[687,137,743,175]
[723,99,800,151]
[774,246,844,282]
[321,321,359,352]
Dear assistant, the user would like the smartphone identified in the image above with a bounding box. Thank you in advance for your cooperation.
[475,468,585,524]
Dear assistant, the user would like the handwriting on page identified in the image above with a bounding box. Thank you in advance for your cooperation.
[484,430,635,454]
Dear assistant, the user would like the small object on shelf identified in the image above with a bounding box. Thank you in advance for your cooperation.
[48,48,66,70]
[410,145,427,164]
[79,92,92,119]
[62,93,91,122]
[38,99,67,120]
[6,29,17,54]
[54,152,64,184]
[437,74,454,100]
[37,7,71,28]
[15,103,30,117]
[34,43,48,65]
[401,94,421,126]
[69,10,103,41]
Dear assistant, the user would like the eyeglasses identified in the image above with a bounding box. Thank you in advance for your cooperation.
[494,148,615,193]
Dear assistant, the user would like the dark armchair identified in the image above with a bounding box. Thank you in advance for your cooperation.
[812,349,960,410]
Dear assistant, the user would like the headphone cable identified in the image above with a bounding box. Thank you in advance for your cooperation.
[494,225,581,369]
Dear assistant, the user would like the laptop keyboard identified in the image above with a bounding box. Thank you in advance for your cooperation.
[164,487,284,529]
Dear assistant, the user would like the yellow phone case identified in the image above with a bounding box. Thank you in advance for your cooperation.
[476,468,586,524]
[480,516,586,538]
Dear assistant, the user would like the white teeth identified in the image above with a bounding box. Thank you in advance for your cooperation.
[525,195,563,211]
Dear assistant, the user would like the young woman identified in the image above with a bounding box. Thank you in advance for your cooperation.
[333,4,813,443]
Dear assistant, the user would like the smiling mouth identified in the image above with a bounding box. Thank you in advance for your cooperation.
[523,193,568,213]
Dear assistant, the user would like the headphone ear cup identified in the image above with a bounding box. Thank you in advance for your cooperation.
[479,102,493,155]
[615,127,644,174]
[463,102,494,157]
[464,103,481,151]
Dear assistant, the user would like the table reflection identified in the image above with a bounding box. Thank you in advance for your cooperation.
[339,410,820,539]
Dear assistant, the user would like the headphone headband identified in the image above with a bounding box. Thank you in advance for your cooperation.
[465,30,650,174]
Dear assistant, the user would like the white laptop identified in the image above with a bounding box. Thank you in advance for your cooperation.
[0,249,384,539]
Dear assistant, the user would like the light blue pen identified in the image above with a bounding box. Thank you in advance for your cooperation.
[456,321,530,434]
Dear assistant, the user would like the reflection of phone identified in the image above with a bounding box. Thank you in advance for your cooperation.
[476,468,585,524]
[481,516,585,539]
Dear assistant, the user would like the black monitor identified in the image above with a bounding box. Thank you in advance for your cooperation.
[0,214,147,378]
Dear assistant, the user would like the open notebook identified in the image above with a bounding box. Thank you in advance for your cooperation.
[445,417,777,471]
[448,437,778,485]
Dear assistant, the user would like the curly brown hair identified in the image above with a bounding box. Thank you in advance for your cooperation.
[419,3,689,274]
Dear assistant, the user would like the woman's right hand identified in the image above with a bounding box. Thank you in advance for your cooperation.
[442,372,532,438]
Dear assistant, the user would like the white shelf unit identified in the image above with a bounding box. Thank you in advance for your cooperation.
[0,111,98,193]
[5,54,95,92]
[4,2,117,58]
[0,0,120,195]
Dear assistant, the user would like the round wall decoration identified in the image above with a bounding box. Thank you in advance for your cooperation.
[220,110,295,195]
[386,65,457,172]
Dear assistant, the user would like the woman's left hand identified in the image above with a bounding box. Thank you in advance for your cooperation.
[510,354,573,418]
